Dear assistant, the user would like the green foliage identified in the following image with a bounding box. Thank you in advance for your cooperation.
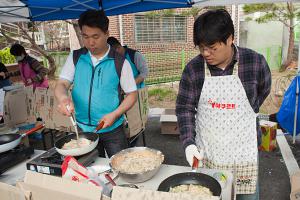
[144,11,160,18]
[162,9,175,17]
[243,3,300,24]
[245,16,253,22]
[256,13,276,23]
[180,7,202,17]
[180,6,225,18]
[243,3,276,14]
[0,48,15,64]
[144,9,175,18]
[148,88,176,101]
[207,6,226,10]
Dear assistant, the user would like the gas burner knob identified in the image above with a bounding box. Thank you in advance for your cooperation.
[29,165,36,171]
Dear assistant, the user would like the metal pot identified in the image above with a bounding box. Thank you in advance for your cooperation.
[158,172,222,199]
[110,147,164,183]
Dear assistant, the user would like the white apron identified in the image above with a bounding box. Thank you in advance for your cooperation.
[195,55,258,194]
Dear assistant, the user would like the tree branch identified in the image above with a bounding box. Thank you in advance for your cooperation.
[0,29,17,43]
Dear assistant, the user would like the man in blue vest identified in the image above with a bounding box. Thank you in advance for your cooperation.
[107,37,148,89]
[55,10,137,157]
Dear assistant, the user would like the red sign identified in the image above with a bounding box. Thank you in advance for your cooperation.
[208,99,236,110]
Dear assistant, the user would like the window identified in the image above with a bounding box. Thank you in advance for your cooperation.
[135,15,187,43]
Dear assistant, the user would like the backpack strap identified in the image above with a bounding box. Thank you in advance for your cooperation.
[113,52,124,79]
[125,47,136,65]
[73,47,88,66]
[108,48,125,103]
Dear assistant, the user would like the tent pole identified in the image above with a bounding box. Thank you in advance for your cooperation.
[98,0,103,10]
[293,77,299,143]
[293,40,300,143]
[298,35,300,75]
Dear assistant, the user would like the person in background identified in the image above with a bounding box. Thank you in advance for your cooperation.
[107,36,148,89]
[107,37,149,147]
[0,61,12,124]
[6,44,48,89]
[0,61,12,89]
[55,10,137,158]
[176,9,271,200]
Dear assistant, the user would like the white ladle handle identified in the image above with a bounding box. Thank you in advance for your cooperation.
[66,105,76,126]
[66,105,79,141]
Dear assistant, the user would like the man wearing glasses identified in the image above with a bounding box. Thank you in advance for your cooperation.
[176,9,271,200]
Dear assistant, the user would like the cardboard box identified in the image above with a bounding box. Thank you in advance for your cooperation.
[3,86,72,131]
[160,108,179,135]
[259,120,277,152]
[125,87,149,138]
[0,182,25,200]
[4,86,149,135]
[290,171,300,200]
[33,87,48,120]
[39,88,74,132]
[138,87,149,127]
[4,86,74,132]
[0,170,103,200]
[3,86,36,127]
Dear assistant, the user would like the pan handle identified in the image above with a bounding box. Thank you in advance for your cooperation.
[94,121,105,133]
[23,123,45,136]
[192,156,199,170]
[104,173,117,186]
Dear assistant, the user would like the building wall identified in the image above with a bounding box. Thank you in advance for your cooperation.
[68,23,81,51]
[107,8,239,84]
[115,11,197,84]
[240,21,283,49]
[118,11,195,54]
[239,20,283,69]
[66,8,240,84]
[108,16,120,41]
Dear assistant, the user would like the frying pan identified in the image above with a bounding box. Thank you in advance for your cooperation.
[0,124,45,153]
[54,132,99,156]
[157,172,222,198]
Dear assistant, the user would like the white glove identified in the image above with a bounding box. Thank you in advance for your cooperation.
[185,144,204,167]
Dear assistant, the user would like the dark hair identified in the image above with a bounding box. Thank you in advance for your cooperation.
[193,9,234,47]
[10,43,26,56]
[107,36,121,47]
[78,9,109,32]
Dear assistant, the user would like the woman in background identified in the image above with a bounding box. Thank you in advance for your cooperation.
[0,61,12,89]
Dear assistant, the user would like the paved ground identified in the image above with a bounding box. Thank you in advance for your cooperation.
[287,134,300,164]
[136,116,291,200]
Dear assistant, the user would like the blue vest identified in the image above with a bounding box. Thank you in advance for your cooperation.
[72,50,124,133]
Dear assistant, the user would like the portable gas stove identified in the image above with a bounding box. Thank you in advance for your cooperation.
[0,144,34,175]
[26,147,98,176]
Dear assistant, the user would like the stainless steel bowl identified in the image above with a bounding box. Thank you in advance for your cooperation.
[110,147,164,183]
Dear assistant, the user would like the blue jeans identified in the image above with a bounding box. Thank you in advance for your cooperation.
[96,125,128,158]
[0,79,11,89]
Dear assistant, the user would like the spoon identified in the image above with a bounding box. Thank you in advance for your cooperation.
[66,105,79,142]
